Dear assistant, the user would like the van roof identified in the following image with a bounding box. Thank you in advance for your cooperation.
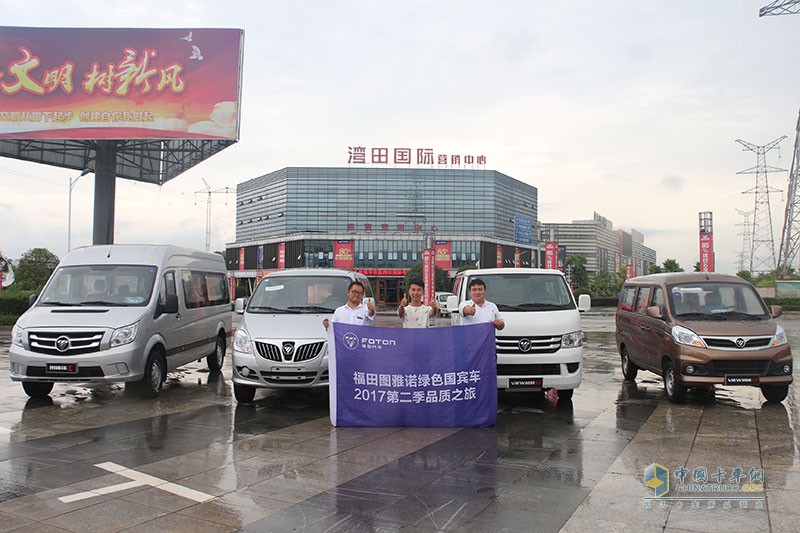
[60,244,224,268]
[264,268,361,278]
[460,268,565,276]
[626,272,747,285]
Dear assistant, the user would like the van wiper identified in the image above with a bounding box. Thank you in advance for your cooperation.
[248,305,300,314]
[713,311,763,321]
[287,305,336,313]
[676,312,724,320]
[80,300,124,306]
[517,303,573,310]
[40,301,74,306]
[496,304,525,311]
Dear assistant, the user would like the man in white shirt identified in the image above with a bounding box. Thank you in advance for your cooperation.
[459,278,505,330]
[323,280,375,330]
[397,278,437,328]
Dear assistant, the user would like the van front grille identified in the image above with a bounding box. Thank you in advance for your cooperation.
[496,335,561,355]
[497,364,561,376]
[254,341,324,362]
[26,366,105,378]
[708,360,771,376]
[702,336,773,350]
[28,331,104,355]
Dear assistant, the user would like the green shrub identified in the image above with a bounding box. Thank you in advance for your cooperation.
[0,290,36,322]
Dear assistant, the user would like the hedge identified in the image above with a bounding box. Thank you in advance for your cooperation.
[0,291,36,325]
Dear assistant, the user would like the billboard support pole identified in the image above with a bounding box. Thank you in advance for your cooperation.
[93,141,117,245]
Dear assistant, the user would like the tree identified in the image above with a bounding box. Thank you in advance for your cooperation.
[402,262,451,293]
[14,248,60,291]
[736,270,754,283]
[649,264,662,274]
[661,259,683,273]
[693,262,701,272]
[589,270,620,297]
[565,255,589,293]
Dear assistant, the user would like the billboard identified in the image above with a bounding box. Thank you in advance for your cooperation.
[0,27,243,140]
[699,233,714,272]
[434,241,452,270]
[333,240,354,269]
[545,242,558,270]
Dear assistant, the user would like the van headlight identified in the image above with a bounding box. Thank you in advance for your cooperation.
[11,324,24,347]
[562,331,584,348]
[234,328,253,354]
[772,325,788,347]
[110,323,139,347]
[671,325,706,347]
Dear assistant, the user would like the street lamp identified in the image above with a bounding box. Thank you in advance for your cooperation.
[67,168,92,251]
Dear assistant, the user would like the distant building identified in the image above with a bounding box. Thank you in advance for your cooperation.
[226,167,540,304]
[542,212,656,277]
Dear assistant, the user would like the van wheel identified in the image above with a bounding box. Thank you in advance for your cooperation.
[22,382,54,398]
[207,335,226,372]
[135,351,165,398]
[557,389,574,401]
[234,383,256,403]
[762,385,789,403]
[663,360,687,403]
[620,347,639,381]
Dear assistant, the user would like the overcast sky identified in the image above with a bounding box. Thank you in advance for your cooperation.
[1,0,799,275]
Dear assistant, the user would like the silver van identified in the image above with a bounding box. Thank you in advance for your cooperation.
[231,268,373,403]
[9,245,232,398]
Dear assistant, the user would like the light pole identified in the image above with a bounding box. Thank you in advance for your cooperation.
[67,168,92,251]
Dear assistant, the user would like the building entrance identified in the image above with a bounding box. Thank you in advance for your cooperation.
[376,278,403,306]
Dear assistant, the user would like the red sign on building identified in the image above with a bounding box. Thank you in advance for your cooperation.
[278,242,285,269]
[434,241,452,270]
[422,249,435,305]
[699,233,714,272]
[334,240,355,269]
[545,242,558,270]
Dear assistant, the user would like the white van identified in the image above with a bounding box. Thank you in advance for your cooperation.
[9,245,232,398]
[231,269,373,403]
[447,268,590,401]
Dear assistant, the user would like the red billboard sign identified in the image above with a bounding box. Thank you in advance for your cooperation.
[545,242,558,270]
[278,242,285,269]
[699,233,714,272]
[0,27,243,140]
[334,240,355,269]
[434,241,452,269]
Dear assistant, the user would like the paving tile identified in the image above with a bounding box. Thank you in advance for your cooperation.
[178,491,293,527]
[41,499,167,533]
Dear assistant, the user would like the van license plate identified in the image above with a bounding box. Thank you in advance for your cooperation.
[509,377,542,390]
[46,363,77,374]
[725,376,760,385]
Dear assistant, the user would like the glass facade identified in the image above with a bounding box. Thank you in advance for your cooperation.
[235,167,538,243]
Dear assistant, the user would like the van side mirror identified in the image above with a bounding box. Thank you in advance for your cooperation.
[234,297,247,314]
[163,293,179,314]
[645,305,663,319]
[446,295,458,313]
[771,305,783,318]
[28,293,38,308]
[577,294,591,312]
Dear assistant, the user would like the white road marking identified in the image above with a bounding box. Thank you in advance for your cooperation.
[58,461,215,503]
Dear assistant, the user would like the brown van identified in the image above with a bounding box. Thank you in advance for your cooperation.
[615,272,792,403]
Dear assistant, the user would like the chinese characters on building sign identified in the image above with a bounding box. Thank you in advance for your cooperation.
[347,146,486,167]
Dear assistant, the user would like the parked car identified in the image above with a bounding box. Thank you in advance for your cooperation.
[435,291,451,317]
[615,272,792,403]
[231,268,374,403]
[446,268,590,401]
[9,245,231,398]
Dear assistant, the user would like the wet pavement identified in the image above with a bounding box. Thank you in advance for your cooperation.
[0,311,798,532]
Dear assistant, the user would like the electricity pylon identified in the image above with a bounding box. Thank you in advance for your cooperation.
[760,0,800,16]
[736,137,787,274]
[195,179,234,252]
[735,209,753,273]
[777,110,800,273]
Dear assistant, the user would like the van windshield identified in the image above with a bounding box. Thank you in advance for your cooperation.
[247,275,353,314]
[668,282,769,319]
[469,273,575,312]
[39,265,157,307]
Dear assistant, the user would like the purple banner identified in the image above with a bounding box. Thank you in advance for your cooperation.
[330,323,497,427]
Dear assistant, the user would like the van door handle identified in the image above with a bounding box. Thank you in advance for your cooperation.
[639,324,650,331]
